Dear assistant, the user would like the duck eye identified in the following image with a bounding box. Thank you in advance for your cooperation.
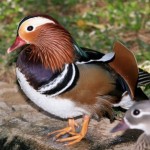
[27,25,34,31]
[133,109,140,116]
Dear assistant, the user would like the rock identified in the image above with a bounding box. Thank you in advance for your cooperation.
[0,81,140,150]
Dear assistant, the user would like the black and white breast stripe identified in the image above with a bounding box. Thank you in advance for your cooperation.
[75,47,115,65]
[76,52,115,64]
[138,69,150,86]
[38,50,114,96]
[38,64,79,96]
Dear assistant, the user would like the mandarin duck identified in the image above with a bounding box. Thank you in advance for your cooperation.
[111,100,150,150]
[7,15,150,145]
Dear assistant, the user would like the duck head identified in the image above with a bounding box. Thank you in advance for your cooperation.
[7,15,75,71]
[111,100,150,135]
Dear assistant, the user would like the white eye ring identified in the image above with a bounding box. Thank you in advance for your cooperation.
[132,109,142,118]
[133,109,140,116]
[27,25,34,32]
[132,109,150,118]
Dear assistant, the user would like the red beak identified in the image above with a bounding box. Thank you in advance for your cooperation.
[7,36,27,53]
[110,120,129,133]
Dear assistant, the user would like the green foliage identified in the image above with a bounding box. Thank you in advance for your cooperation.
[0,0,149,95]
[0,0,149,55]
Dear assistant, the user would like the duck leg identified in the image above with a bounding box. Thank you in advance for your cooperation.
[56,115,90,145]
[47,118,78,139]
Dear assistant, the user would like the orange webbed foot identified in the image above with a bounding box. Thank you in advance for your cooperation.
[48,115,90,145]
[47,118,79,139]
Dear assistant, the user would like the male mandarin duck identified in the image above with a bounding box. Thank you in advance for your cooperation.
[111,100,150,150]
[7,15,150,145]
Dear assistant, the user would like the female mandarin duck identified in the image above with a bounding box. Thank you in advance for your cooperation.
[7,15,149,145]
[111,100,150,150]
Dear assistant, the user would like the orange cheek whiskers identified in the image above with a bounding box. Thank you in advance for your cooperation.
[25,24,75,72]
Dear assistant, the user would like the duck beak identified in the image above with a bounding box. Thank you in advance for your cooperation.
[7,36,27,53]
[110,119,129,133]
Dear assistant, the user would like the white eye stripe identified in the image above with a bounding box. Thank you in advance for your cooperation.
[132,110,150,118]
[22,17,55,32]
